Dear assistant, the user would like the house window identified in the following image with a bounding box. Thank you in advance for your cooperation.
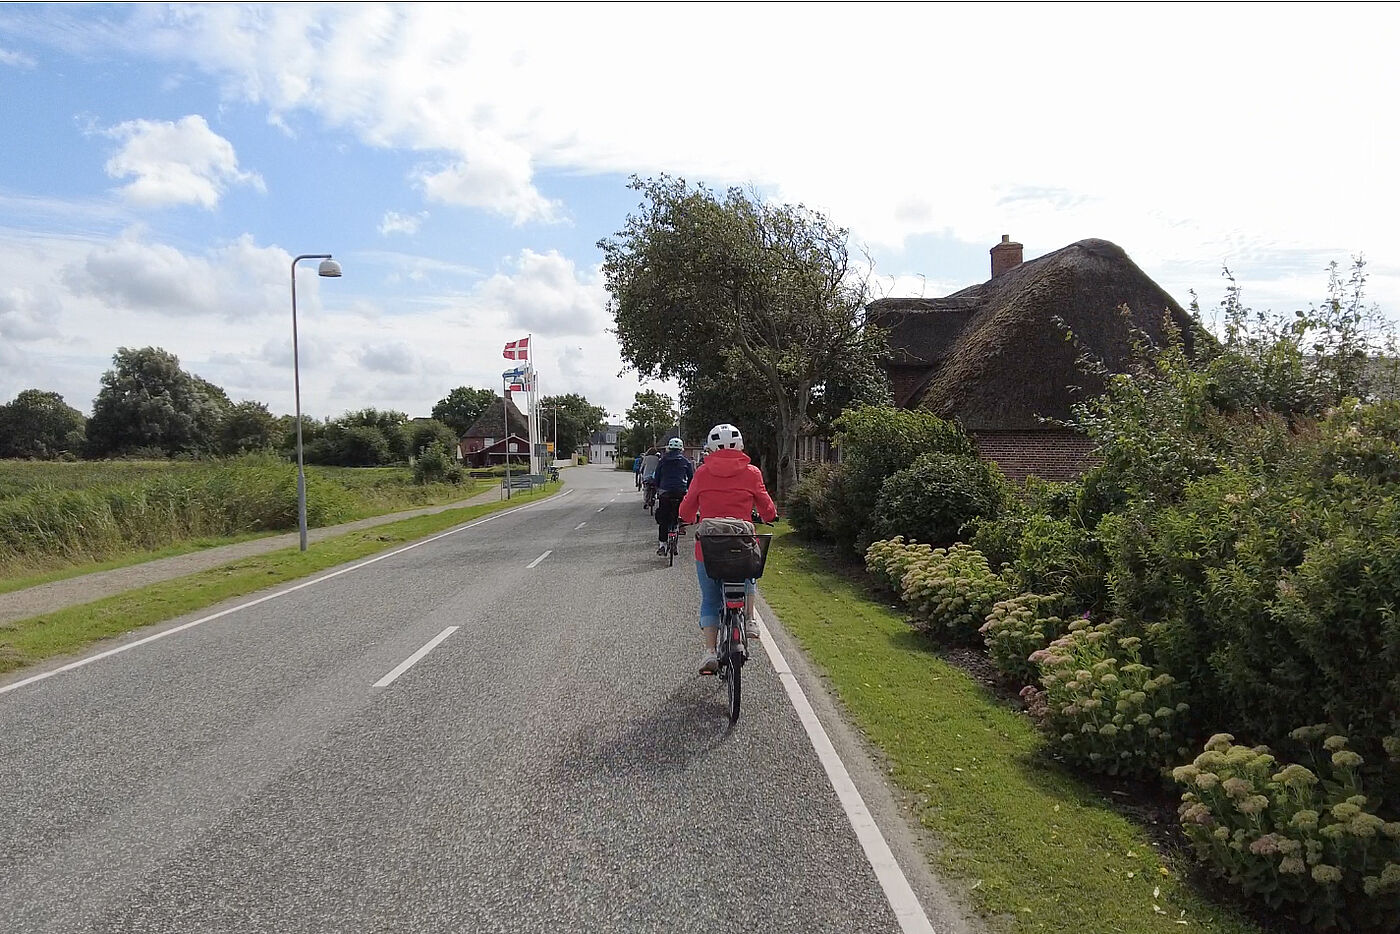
[483,437,494,446]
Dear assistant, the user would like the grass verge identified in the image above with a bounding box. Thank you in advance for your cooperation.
[758,525,1262,934]
[0,482,559,675]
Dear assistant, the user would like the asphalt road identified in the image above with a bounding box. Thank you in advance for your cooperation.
[0,466,967,934]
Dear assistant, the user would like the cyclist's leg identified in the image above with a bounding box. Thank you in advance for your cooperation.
[656,493,676,542]
[696,558,721,665]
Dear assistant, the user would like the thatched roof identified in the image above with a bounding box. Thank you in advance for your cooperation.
[463,397,529,439]
[868,238,1196,430]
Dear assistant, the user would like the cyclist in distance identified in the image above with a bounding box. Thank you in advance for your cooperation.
[652,437,694,555]
[640,446,662,508]
[633,453,644,489]
[677,424,777,674]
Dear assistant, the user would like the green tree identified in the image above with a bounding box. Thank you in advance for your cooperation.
[0,389,86,459]
[622,390,677,456]
[432,386,498,436]
[405,418,460,459]
[542,393,607,458]
[85,347,230,457]
[338,408,409,458]
[219,400,279,455]
[600,175,881,499]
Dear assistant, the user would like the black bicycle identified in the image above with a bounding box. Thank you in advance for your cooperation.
[666,521,684,566]
[642,481,657,514]
[696,532,773,724]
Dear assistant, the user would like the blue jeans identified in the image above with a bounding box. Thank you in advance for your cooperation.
[695,559,754,629]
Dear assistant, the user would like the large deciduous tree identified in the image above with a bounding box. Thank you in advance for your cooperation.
[432,386,498,437]
[219,400,279,455]
[541,393,607,459]
[622,390,678,457]
[599,175,881,500]
[85,347,230,457]
[0,389,86,459]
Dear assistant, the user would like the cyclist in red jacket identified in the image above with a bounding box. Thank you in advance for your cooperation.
[677,423,778,674]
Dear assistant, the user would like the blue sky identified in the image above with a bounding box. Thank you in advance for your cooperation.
[2,2,1398,424]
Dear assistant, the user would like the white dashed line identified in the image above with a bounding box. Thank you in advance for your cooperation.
[0,494,559,697]
[373,626,458,688]
[759,611,938,934]
[597,506,607,513]
[526,550,552,569]
[575,522,587,530]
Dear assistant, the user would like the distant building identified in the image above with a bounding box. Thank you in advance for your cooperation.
[867,237,1199,482]
[588,424,624,463]
[460,399,531,466]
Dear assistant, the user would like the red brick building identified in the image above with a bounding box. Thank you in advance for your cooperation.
[459,398,531,467]
[867,237,1197,482]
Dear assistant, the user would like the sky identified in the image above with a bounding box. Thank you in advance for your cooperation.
[2,2,1398,426]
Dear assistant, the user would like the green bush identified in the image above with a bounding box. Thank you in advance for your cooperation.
[1023,619,1190,778]
[1009,515,1107,611]
[1316,399,1400,484]
[863,536,934,595]
[830,405,976,552]
[867,452,1004,548]
[412,441,464,485]
[787,462,841,538]
[899,544,1008,644]
[1173,731,1400,930]
[979,592,1069,686]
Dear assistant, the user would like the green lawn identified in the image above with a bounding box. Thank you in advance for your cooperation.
[758,525,1262,934]
[0,482,559,674]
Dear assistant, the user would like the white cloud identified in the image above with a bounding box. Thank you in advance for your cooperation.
[0,287,60,341]
[102,115,264,209]
[61,231,289,319]
[415,144,561,224]
[358,341,417,373]
[378,210,427,236]
[0,228,665,422]
[66,2,1394,304]
[475,249,607,337]
[0,48,36,68]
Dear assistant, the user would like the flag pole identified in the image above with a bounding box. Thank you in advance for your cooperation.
[503,372,511,499]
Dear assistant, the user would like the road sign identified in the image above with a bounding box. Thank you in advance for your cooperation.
[546,442,555,453]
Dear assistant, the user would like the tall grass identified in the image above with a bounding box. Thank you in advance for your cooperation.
[0,456,476,577]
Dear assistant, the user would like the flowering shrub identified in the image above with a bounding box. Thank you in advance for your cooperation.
[979,593,1069,686]
[1023,619,1190,777]
[863,536,934,595]
[1173,731,1400,929]
[899,544,1008,644]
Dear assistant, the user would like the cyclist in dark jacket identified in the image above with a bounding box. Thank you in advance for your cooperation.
[652,438,694,553]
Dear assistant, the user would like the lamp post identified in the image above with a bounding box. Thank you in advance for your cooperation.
[290,253,342,551]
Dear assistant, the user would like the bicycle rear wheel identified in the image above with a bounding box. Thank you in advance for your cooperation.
[667,538,675,567]
[725,651,742,723]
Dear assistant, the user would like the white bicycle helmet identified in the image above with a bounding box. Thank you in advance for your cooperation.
[666,437,684,451]
[705,423,743,452]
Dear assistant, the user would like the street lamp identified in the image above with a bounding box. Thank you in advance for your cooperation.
[291,253,342,552]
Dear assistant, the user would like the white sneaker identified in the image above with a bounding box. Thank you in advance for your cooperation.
[698,651,719,675]
[656,543,667,555]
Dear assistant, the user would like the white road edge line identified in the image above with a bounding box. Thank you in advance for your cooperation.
[597,505,607,513]
[0,494,560,697]
[526,550,552,569]
[758,610,939,934]
[373,626,458,688]
[574,522,587,530]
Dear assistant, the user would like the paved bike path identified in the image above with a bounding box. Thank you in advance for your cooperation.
[0,466,974,933]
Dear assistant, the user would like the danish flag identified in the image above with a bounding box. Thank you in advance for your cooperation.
[502,337,530,361]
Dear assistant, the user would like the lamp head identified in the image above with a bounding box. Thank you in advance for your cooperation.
[317,258,342,278]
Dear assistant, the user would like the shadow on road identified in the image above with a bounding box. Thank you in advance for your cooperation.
[553,678,733,780]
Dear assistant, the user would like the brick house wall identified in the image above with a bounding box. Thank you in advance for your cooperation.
[972,430,1100,483]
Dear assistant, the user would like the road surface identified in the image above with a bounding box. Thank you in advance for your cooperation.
[0,466,968,934]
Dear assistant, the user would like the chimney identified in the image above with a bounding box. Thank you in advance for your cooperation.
[990,234,1023,278]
